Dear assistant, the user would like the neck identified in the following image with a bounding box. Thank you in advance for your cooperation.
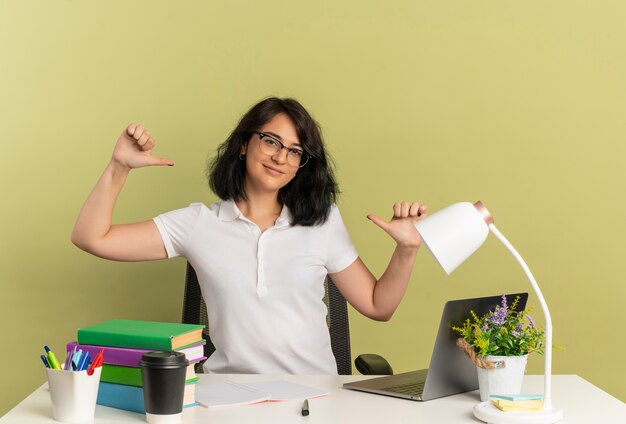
[236,191,283,230]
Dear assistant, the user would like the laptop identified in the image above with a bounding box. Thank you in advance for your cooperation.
[343,293,528,401]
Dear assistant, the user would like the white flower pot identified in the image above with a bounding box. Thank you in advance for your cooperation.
[476,354,528,401]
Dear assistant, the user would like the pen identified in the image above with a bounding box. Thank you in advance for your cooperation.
[71,349,83,371]
[87,349,104,376]
[44,346,61,370]
[64,345,77,371]
[63,349,71,370]
[77,351,91,371]
[40,355,50,369]
[301,399,309,416]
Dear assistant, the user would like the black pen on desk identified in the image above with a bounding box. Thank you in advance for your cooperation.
[301,399,309,416]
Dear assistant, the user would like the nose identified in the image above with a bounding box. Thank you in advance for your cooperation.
[272,146,289,164]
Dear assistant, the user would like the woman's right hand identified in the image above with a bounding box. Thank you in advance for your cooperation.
[111,124,174,169]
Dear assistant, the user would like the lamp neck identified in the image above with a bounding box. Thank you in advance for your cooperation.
[488,223,553,410]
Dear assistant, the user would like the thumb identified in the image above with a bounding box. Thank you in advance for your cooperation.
[367,214,390,232]
[147,156,175,167]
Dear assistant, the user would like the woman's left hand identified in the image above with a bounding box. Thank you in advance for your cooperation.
[367,201,428,249]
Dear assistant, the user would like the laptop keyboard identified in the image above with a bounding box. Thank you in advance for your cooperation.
[385,381,425,396]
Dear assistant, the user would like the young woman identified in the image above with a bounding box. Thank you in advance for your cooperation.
[71,97,427,374]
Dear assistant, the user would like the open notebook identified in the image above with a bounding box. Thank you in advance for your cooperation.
[195,380,329,407]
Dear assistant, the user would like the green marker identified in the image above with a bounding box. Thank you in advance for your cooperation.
[44,346,61,370]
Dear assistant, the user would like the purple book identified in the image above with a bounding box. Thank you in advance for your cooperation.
[66,340,207,368]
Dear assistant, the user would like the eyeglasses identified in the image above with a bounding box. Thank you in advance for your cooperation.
[253,131,311,168]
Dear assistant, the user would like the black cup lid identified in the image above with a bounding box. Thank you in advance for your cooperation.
[139,351,189,369]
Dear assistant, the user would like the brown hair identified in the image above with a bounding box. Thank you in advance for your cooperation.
[208,97,338,225]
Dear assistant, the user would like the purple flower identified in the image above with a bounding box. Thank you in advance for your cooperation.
[515,322,523,332]
[485,294,510,327]
[527,314,536,329]
[481,325,489,332]
[487,306,507,326]
[512,330,521,337]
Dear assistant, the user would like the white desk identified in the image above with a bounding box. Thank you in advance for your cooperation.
[2,375,624,424]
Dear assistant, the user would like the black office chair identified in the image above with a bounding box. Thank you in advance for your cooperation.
[181,262,392,375]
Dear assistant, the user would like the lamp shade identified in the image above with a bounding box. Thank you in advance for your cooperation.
[415,202,491,274]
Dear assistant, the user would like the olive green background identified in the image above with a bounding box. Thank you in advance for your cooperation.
[1,0,625,415]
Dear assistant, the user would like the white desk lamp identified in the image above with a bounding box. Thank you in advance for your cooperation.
[415,201,563,424]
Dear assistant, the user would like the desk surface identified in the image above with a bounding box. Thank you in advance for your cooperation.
[2,374,624,424]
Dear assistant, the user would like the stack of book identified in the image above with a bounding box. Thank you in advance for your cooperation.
[69,319,206,414]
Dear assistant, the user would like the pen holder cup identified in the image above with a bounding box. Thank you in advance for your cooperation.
[46,367,102,423]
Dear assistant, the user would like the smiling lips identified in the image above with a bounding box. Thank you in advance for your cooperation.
[263,164,285,175]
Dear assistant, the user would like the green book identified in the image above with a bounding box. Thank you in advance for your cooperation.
[77,319,205,351]
[101,364,143,387]
[101,364,199,387]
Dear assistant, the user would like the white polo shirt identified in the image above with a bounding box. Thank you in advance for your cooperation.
[153,200,358,374]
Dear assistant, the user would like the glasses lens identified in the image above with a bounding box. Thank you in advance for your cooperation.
[293,151,310,167]
[256,134,278,154]
[257,132,310,167]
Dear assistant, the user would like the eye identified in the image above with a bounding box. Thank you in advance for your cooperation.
[288,148,304,157]
[262,137,279,147]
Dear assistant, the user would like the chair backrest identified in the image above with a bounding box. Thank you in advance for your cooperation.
[181,262,352,375]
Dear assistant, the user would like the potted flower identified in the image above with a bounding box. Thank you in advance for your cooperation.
[452,294,545,401]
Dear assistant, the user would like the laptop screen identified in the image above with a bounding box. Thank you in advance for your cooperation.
[343,293,529,401]
[422,293,528,400]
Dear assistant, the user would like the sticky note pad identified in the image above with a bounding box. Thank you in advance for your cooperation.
[492,399,544,412]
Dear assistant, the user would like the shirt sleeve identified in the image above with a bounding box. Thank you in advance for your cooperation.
[325,205,359,273]
[152,203,203,258]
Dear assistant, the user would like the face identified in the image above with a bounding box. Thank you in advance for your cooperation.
[241,113,302,196]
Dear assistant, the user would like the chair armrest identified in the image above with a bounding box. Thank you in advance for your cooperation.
[354,354,394,375]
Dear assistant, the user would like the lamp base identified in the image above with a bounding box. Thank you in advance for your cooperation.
[473,401,563,424]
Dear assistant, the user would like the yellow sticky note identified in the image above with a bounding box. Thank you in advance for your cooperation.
[492,399,544,412]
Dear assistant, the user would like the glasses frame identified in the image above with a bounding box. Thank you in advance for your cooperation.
[253,131,311,168]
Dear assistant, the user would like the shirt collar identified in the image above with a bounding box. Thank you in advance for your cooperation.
[218,199,293,227]
[275,205,293,228]
[217,199,241,222]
